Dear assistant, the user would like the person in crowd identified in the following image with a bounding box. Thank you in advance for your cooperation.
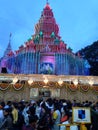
[35,101,42,118]
[11,102,19,130]
[22,102,30,126]
[95,103,98,112]
[22,115,38,130]
[91,103,98,130]
[22,100,38,127]
[23,101,38,127]
[17,102,25,130]
[45,98,54,112]
[1,98,98,130]
[0,101,5,108]
[4,101,12,109]
[60,108,78,130]
[60,105,69,130]
[0,108,13,130]
[0,105,4,126]
[52,102,61,130]
[61,104,68,120]
[72,100,77,107]
[37,102,53,130]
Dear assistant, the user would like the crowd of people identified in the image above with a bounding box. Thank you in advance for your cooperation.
[0,98,98,130]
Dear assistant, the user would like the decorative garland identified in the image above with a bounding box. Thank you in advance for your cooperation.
[48,81,55,87]
[31,82,39,88]
[92,86,98,93]
[68,84,78,92]
[0,83,10,91]
[13,83,23,91]
[37,81,45,87]
[0,82,98,93]
[80,85,90,92]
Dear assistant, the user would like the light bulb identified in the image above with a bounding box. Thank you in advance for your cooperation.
[73,79,78,86]
[58,79,63,85]
[28,79,33,85]
[44,79,48,84]
[89,80,94,86]
[13,77,18,84]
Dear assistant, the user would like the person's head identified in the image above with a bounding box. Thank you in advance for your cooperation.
[29,115,38,127]
[54,102,60,110]
[7,101,12,106]
[3,108,10,117]
[0,105,3,110]
[12,102,18,109]
[24,102,29,107]
[0,101,5,107]
[61,106,69,116]
[29,106,36,115]
[30,100,36,106]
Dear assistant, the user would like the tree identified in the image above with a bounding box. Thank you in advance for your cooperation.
[77,41,98,76]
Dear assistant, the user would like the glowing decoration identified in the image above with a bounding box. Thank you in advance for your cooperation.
[44,78,48,84]
[58,79,63,85]
[12,77,18,84]
[73,79,78,86]
[0,83,10,91]
[43,86,48,88]
[13,83,23,91]
[0,2,89,76]
[89,80,94,86]
[28,78,33,85]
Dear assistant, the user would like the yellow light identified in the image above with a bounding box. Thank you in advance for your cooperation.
[58,79,63,85]
[43,86,48,88]
[89,80,94,86]
[12,77,18,84]
[73,79,78,86]
[44,79,48,84]
[28,79,33,85]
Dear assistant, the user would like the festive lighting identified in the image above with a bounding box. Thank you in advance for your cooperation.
[73,79,78,86]
[28,78,33,85]
[58,79,63,85]
[89,80,94,86]
[43,86,48,88]
[44,78,48,84]
[12,77,18,84]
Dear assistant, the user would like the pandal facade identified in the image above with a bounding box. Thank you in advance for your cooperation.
[0,74,98,102]
[0,2,93,102]
[0,3,89,75]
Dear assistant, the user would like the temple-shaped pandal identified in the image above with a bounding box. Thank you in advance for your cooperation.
[0,2,88,75]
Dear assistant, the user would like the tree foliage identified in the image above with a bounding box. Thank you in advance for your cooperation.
[77,41,98,76]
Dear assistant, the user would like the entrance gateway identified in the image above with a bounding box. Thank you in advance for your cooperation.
[30,88,60,100]
[0,74,97,102]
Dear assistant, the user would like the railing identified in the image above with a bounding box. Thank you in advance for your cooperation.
[58,123,88,130]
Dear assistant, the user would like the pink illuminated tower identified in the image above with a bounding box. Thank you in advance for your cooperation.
[0,2,88,75]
